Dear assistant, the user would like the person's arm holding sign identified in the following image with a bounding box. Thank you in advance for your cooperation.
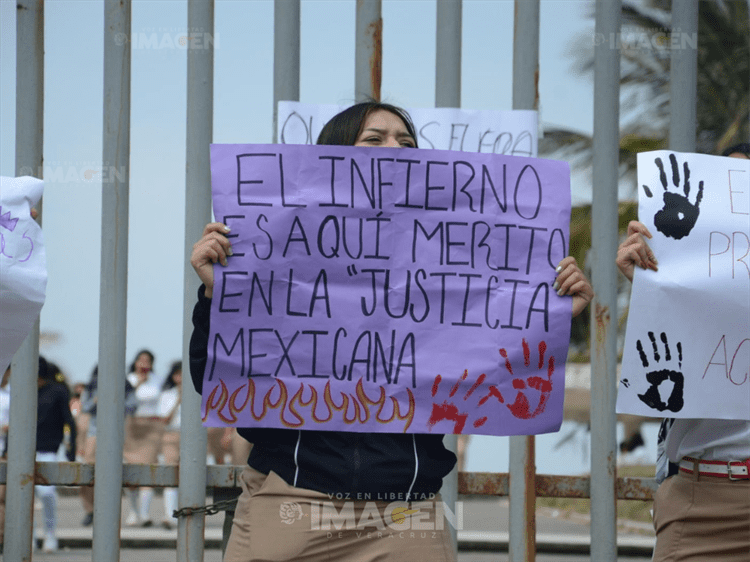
[615,220,658,282]
[190,222,232,299]
[554,255,593,317]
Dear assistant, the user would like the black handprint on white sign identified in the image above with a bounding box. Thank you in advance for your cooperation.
[643,154,704,240]
[634,331,685,413]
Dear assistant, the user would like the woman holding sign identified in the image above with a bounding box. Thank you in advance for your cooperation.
[190,101,593,562]
[616,144,750,562]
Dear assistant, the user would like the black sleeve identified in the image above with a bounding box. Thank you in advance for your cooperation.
[189,284,211,395]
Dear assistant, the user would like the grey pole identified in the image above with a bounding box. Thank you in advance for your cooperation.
[434,0,462,553]
[355,0,382,101]
[435,0,461,108]
[91,1,131,560]
[272,0,300,143]
[6,2,44,558]
[510,1,539,560]
[590,1,621,560]
[178,1,214,561]
[668,0,698,152]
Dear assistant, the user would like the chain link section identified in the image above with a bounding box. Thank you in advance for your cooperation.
[172,498,238,518]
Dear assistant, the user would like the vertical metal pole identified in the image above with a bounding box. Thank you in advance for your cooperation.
[510,2,539,561]
[435,0,463,552]
[272,0,300,143]
[355,0,382,101]
[91,1,131,560]
[179,1,214,561]
[590,1,621,560]
[434,0,462,554]
[668,0,698,152]
[5,1,44,560]
[435,0,461,108]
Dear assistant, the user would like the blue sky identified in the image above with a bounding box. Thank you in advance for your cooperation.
[0,0,597,385]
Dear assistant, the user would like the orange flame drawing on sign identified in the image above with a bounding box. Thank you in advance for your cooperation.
[203,378,415,432]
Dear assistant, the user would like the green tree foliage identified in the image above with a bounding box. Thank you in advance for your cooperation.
[545,0,749,355]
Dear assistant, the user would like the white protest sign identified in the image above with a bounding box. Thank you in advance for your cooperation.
[277,102,538,157]
[0,176,47,373]
[617,151,750,420]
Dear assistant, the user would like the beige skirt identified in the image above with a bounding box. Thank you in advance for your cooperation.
[123,417,165,465]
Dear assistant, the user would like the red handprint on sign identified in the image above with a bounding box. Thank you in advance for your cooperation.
[502,339,554,420]
[427,370,506,434]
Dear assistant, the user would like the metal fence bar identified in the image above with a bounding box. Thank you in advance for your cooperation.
[180,1,215,561]
[510,1,540,560]
[434,0,462,553]
[590,0,622,560]
[91,1,132,560]
[355,0,382,101]
[668,0,698,152]
[0,462,660,501]
[458,472,658,500]
[435,0,461,108]
[272,0,300,143]
[6,2,44,560]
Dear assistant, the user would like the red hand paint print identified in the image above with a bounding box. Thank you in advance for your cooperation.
[427,370,505,433]
[501,339,555,420]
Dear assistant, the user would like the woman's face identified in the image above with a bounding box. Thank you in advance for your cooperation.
[135,353,153,374]
[354,109,416,148]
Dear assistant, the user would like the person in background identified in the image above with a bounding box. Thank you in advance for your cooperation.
[36,356,77,552]
[0,366,10,552]
[70,382,89,463]
[615,143,750,562]
[123,349,164,527]
[722,142,750,159]
[157,360,182,530]
[77,365,137,527]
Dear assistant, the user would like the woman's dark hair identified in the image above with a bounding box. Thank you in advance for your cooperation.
[315,101,418,148]
[38,355,52,381]
[86,365,99,394]
[162,360,182,390]
[722,143,750,158]
[128,349,155,373]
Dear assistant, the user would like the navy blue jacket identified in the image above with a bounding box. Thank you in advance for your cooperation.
[37,381,77,461]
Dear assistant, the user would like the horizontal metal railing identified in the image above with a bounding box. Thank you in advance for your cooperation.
[0,461,657,501]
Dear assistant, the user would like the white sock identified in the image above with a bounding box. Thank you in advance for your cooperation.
[139,488,154,521]
[163,488,178,520]
[128,489,139,516]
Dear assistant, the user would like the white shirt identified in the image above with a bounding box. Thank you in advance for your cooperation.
[158,387,181,430]
[126,372,161,417]
[667,419,750,463]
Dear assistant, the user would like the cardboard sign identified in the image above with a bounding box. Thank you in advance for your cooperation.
[203,143,573,435]
[277,102,538,157]
[0,176,47,373]
[617,151,750,420]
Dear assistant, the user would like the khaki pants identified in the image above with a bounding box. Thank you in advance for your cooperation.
[653,469,750,562]
[224,466,456,562]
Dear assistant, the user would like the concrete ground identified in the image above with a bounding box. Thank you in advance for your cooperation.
[8,490,655,561]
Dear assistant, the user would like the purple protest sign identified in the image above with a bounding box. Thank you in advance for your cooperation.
[203,144,571,436]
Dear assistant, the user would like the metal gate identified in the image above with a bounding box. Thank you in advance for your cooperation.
[3,0,702,560]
